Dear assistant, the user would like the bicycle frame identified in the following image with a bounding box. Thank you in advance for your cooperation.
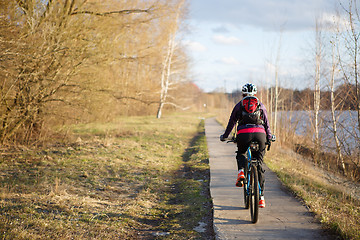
[242,141,262,223]
[245,145,262,196]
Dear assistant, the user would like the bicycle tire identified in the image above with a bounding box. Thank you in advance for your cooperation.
[243,168,249,209]
[250,164,259,223]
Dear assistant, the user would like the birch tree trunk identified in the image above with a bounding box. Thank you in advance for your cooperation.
[314,19,322,164]
[156,0,184,119]
[272,32,282,137]
[330,39,346,174]
[274,65,279,137]
[157,32,175,119]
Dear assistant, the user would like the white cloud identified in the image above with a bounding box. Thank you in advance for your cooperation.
[184,41,207,52]
[189,0,337,31]
[212,25,230,33]
[320,12,350,32]
[220,57,241,65]
[213,35,244,45]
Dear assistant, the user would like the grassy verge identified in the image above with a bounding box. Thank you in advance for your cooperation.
[0,113,213,239]
[265,148,360,240]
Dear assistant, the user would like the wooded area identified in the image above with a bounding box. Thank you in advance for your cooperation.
[1,0,359,179]
[230,83,359,111]
[0,0,202,145]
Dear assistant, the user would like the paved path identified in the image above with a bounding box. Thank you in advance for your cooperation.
[205,118,335,240]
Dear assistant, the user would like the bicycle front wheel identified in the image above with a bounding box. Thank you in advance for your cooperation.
[250,164,259,223]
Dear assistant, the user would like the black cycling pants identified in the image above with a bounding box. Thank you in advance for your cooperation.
[236,132,266,194]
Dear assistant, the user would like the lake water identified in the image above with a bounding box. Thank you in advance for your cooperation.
[277,110,359,155]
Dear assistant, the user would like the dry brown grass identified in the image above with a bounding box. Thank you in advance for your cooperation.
[0,113,214,239]
[266,148,360,239]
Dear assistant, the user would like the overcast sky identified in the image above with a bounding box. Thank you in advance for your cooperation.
[184,0,343,92]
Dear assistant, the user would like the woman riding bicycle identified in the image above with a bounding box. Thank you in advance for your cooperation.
[220,83,273,208]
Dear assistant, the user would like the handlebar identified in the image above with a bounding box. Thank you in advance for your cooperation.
[222,134,276,151]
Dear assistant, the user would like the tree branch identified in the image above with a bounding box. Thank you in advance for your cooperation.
[15,0,28,15]
[71,8,151,16]
[113,95,158,105]
[164,102,190,111]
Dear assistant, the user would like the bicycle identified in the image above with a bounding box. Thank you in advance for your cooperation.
[228,136,274,224]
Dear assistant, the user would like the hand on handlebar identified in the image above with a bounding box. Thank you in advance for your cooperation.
[266,135,276,150]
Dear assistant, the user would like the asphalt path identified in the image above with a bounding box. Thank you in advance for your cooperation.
[205,118,335,240]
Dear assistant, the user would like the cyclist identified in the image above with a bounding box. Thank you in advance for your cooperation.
[220,83,273,208]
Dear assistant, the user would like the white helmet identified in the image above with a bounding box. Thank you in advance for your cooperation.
[242,83,257,96]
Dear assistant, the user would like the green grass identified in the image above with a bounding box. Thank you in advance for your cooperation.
[0,113,213,239]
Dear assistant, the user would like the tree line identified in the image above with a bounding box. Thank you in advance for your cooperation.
[230,83,358,111]
[0,0,198,145]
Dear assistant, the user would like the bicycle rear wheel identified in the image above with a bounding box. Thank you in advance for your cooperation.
[250,164,259,223]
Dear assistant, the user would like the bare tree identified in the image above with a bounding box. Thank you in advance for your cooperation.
[313,18,323,164]
[0,0,155,143]
[340,0,360,140]
[329,35,347,173]
[338,0,360,167]
[156,0,186,119]
[0,0,196,144]
[273,41,281,138]
[267,29,283,138]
